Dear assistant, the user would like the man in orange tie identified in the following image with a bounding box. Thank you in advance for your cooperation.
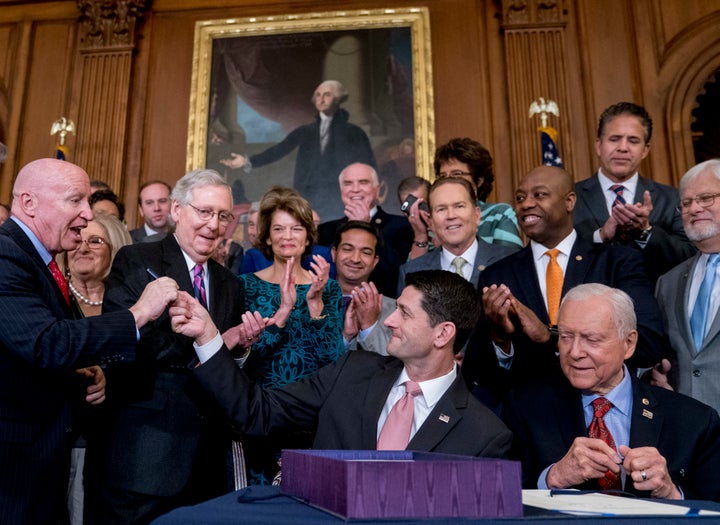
[503,283,720,501]
[462,166,668,410]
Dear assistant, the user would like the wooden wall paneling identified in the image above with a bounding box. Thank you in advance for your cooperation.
[501,0,573,188]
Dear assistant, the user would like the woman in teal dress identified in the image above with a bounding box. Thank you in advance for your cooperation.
[239,186,343,484]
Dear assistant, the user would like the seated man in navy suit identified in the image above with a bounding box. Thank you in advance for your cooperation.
[170,270,512,459]
[318,162,413,298]
[504,283,720,501]
[398,177,517,294]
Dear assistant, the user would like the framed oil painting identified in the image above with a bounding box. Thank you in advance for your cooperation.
[187,7,434,219]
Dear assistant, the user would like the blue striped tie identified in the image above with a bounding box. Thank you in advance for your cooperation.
[610,184,626,207]
[690,254,720,350]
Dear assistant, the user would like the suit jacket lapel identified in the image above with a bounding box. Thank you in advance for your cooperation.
[563,238,595,292]
[582,175,610,223]
[362,360,403,449]
[470,238,493,287]
[629,379,663,450]
[160,236,194,294]
[408,374,465,451]
[553,382,587,451]
[679,255,700,354]
[513,247,547,322]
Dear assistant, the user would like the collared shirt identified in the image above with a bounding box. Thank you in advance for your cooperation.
[529,230,576,309]
[10,216,53,265]
[688,253,720,333]
[376,364,457,443]
[538,366,633,489]
[143,223,164,237]
[598,169,639,214]
[440,239,479,282]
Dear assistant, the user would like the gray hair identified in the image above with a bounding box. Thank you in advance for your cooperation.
[312,80,348,105]
[338,163,380,188]
[679,159,720,193]
[170,169,230,206]
[560,283,636,339]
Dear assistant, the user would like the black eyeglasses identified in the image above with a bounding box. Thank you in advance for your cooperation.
[79,236,107,250]
[438,170,473,179]
[677,192,720,214]
[187,203,234,224]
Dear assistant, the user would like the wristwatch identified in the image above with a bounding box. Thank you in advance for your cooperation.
[638,224,653,242]
[414,240,429,248]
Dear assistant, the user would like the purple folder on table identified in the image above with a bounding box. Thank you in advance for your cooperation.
[281,449,522,519]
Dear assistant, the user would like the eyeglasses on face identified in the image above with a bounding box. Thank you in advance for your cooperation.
[677,192,720,214]
[187,203,234,224]
[78,236,107,249]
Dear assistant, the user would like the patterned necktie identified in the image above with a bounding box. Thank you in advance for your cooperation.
[377,381,423,450]
[451,256,467,278]
[48,259,69,305]
[545,249,563,326]
[610,184,626,207]
[588,397,622,490]
[690,253,720,351]
[193,263,207,309]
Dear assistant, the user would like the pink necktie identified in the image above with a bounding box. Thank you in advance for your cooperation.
[377,381,422,450]
[48,259,69,305]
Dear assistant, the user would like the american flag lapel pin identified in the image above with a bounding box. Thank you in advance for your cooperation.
[438,414,450,423]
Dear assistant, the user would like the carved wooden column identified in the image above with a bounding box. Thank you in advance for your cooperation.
[501,0,573,182]
[73,0,148,191]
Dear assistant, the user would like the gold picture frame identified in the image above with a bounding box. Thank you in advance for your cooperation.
[187,7,434,217]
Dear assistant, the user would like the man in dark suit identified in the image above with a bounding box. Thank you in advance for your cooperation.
[0,158,177,525]
[573,102,695,283]
[462,166,668,408]
[504,283,720,501]
[318,162,413,298]
[129,180,173,243]
[655,159,720,415]
[170,270,513,459]
[85,169,260,524]
[398,177,517,294]
[221,80,376,220]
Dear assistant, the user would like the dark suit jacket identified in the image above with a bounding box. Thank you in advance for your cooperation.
[85,235,244,500]
[396,238,517,294]
[194,348,512,459]
[503,374,720,501]
[574,173,696,282]
[462,236,669,407]
[0,219,136,524]
[318,207,413,298]
[250,108,376,220]
[129,226,147,243]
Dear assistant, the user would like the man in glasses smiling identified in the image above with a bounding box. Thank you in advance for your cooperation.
[655,159,720,416]
[85,169,258,524]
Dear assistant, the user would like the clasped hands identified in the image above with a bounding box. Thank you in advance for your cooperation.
[546,438,681,499]
[343,281,383,341]
[482,284,551,351]
[600,190,653,243]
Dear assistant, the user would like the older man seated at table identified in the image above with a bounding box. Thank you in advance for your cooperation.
[504,283,720,501]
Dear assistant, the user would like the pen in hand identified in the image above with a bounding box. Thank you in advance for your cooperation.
[146,268,161,280]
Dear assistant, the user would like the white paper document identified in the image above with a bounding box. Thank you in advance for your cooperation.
[523,489,720,516]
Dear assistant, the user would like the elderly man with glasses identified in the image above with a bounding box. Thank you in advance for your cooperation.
[85,169,262,524]
[655,159,720,416]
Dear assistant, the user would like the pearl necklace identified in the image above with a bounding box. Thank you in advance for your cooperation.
[68,281,103,306]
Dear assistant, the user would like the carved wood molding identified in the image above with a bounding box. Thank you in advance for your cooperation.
[77,0,149,50]
[501,0,567,29]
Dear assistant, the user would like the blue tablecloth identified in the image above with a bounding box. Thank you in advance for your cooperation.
[152,486,720,524]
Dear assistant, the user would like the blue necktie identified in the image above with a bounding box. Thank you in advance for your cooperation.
[193,263,208,309]
[690,254,720,350]
[610,184,626,207]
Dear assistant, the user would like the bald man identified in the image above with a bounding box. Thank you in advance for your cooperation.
[462,166,668,409]
[0,159,178,524]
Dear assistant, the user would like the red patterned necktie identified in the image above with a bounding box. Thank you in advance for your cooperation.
[587,397,622,490]
[610,184,626,207]
[48,259,69,305]
[377,381,423,450]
